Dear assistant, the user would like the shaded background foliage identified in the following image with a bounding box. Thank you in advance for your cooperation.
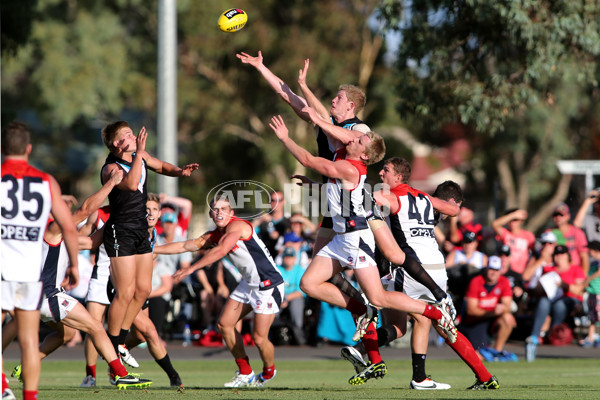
[2,0,599,232]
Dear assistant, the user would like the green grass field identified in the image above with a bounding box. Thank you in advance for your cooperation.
[5,358,600,399]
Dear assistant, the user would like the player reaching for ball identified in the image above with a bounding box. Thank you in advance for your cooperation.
[268,113,457,356]
[100,121,198,361]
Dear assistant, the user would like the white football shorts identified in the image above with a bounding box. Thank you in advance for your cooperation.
[229,279,284,315]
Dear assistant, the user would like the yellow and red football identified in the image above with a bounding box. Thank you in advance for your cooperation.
[218,8,248,33]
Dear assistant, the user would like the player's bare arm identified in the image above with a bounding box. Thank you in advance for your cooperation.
[45,168,124,244]
[297,58,330,121]
[172,221,248,283]
[72,169,123,225]
[237,50,310,121]
[269,115,358,184]
[430,196,460,217]
[144,152,199,177]
[373,189,399,213]
[302,105,356,147]
[77,209,98,237]
[154,232,211,255]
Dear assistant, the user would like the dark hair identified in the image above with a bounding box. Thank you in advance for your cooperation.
[384,157,411,183]
[2,121,31,156]
[101,121,130,151]
[433,180,463,203]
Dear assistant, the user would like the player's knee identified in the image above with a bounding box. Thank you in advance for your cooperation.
[299,277,315,297]
[365,292,386,309]
[134,286,151,301]
[62,328,76,343]
[114,286,135,302]
[216,319,233,334]
[85,319,106,337]
[251,332,268,348]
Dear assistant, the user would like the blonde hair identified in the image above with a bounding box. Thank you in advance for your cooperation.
[339,84,366,115]
[363,132,385,165]
[147,193,160,204]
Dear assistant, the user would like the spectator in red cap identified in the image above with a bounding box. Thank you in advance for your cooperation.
[492,208,536,275]
[548,202,589,275]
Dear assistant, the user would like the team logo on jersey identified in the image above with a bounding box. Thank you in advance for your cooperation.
[1,225,40,241]
[347,256,353,264]
[256,300,262,306]
[61,299,70,308]
[260,279,271,288]
[267,303,273,309]
[410,227,435,238]
[359,256,366,263]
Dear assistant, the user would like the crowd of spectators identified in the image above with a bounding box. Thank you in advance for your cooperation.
[56,187,600,357]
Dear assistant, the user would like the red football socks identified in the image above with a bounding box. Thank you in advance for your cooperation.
[235,356,252,375]
[262,365,275,380]
[422,304,442,320]
[85,364,96,378]
[446,332,492,383]
[108,359,128,377]
[362,322,383,364]
[23,390,38,400]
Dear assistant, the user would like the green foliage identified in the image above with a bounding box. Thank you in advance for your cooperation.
[2,1,394,209]
[380,0,600,211]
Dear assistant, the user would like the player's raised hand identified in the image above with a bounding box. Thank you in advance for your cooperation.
[136,126,148,154]
[269,115,289,140]
[180,163,199,177]
[298,58,310,87]
[236,51,263,68]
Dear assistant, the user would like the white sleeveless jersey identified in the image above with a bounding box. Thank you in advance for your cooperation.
[40,240,69,295]
[326,158,370,234]
[209,218,283,290]
[388,184,445,265]
[1,160,53,282]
